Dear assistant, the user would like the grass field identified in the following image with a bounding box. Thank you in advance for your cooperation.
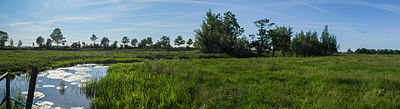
[0,50,228,74]
[87,55,400,108]
[1,50,400,108]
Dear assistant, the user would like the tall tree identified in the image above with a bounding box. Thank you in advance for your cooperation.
[50,28,65,47]
[186,38,193,47]
[174,36,185,47]
[121,36,130,47]
[0,30,9,47]
[252,19,275,55]
[18,40,22,47]
[90,34,98,45]
[269,26,293,56]
[160,36,171,48]
[101,37,110,48]
[320,25,338,55]
[46,38,52,48]
[195,10,245,56]
[9,38,14,47]
[36,36,45,48]
[146,37,153,47]
[131,38,138,47]
[111,41,118,48]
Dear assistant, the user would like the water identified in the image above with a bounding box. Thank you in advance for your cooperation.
[0,64,109,109]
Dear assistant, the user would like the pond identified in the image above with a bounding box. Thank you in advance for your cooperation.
[0,64,108,109]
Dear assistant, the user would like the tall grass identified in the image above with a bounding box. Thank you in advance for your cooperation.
[87,55,400,108]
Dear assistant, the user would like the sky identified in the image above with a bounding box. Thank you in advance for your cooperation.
[0,0,399,51]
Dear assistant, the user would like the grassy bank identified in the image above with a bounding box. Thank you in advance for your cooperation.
[0,50,228,73]
[87,55,400,108]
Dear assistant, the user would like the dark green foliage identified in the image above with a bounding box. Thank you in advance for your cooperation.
[138,37,153,49]
[36,36,45,48]
[174,36,185,47]
[131,38,138,47]
[91,34,98,45]
[195,10,250,57]
[111,41,118,48]
[121,36,130,48]
[347,48,353,54]
[251,19,275,55]
[292,31,321,57]
[355,48,400,55]
[9,38,14,47]
[100,37,110,48]
[46,38,52,48]
[71,42,81,48]
[50,28,65,46]
[159,36,172,49]
[17,40,22,47]
[269,26,293,56]
[291,25,338,57]
[320,25,338,55]
[186,38,193,47]
[0,30,9,47]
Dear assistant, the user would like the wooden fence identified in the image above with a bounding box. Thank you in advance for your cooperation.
[0,67,38,109]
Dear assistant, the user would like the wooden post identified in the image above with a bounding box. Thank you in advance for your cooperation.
[26,67,38,109]
[6,73,10,109]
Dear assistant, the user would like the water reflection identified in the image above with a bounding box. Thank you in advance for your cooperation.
[0,64,108,108]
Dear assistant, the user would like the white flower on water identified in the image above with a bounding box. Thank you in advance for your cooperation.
[33,101,54,109]
[21,91,45,99]
[56,86,68,90]
[70,82,78,85]
[46,70,73,79]
[42,85,56,88]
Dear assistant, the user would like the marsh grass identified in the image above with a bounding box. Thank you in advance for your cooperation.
[87,55,400,108]
[0,50,228,74]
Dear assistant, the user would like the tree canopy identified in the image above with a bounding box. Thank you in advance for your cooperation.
[50,28,65,46]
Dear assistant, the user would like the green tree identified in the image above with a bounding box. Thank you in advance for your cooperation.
[90,34,98,45]
[50,28,65,47]
[0,30,9,47]
[269,26,293,56]
[160,36,171,48]
[195,10,246,56]
[111,41,118,48]
[347,48,353,54]
[9,38,14,47]
[36,36,45,47]
[101,37,110,48]
[46,38,53,48]
[18,40,22,47]
[320,25,338,55]
[174,36,185,47]
[186,38,193,47]
[131,38,138,47]
[292,31,320,57]
[121,36,130,48]
[71,42,81,48]
[251,19,275,55]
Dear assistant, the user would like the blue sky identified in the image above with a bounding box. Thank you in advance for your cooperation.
[0,0,399,51]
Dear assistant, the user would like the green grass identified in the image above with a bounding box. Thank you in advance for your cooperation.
[0,50,228,73]
[87,55,400,108]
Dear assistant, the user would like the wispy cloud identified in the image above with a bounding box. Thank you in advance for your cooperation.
[68,0,124,7]
[294,0,353,22]
[4,16,94,27]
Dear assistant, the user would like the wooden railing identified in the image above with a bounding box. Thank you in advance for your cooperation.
[0,67,38,109]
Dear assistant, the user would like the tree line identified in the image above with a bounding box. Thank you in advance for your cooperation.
[0,29,194,50]
[1,10,339,57]
[351,48,400,55]
[194,10,339,57]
